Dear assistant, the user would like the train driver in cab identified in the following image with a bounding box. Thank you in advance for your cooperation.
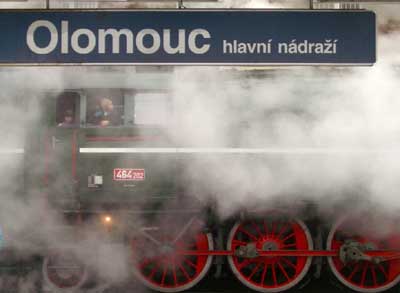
[94,98,117,127]
[58,109,75,127]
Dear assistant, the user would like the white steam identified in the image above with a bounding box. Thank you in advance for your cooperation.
[167,12,400,218]
[0,2,397,292]
[0,68,135,292]
[168,64,400,218]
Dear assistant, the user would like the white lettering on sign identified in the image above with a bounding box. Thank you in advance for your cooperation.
[278,39,338,55]
[26,20,212,55]
[222,39,340,56]
[113,168,145,181]
[136,29,161,54]
[71,28,96,54]
[98,29,134,54]
[223,39,272,54]
[188,29,211,54]
[164,29,186,54]
[26,20,58,54]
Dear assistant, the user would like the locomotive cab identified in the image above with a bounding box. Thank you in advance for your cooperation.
[46,88,182,213]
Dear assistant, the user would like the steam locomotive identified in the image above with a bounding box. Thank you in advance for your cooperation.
[1,67,400,293]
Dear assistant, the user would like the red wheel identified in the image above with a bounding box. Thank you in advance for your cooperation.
[131,217,213,292]
[327,215,400,292]
[42,251,87,291]
[227,214,313,292]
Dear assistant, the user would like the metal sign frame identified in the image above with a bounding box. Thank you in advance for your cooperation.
[0,9,376,66]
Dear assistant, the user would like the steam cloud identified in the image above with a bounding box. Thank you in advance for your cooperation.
[169,65,400,219]
[0,2,398,292]
[165,3,400,220]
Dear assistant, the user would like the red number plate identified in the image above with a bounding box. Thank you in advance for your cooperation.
[113,168,145,181]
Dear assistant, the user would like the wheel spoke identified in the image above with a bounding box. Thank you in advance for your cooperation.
[160,265,167,286]
[348,263,360,280]
[173,217,195,244]
[260,264,268,285]
[139,230,162,247]
[277,261,290,281]
[360,263,368,286]
[238,227,258,241]
[232,239,247,246]
[272,263,278,285]
[281,257,297,270]
[377,263,388,279]
[248,261,262,280]
[237,259,255,270]
[172,262,178,286]
[148,263,159,279]
[371,265,378,287]
[185,258,197,269]
[277,223,290,238]
[281,233,295,242]
[140,257,158,270]
[282,243,296,248]
[178,264,191,281]
[251,221,263,237]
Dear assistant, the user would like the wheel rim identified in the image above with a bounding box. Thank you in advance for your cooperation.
[227,214,313,292]
[43,252,87,290]
[327,216,400,292]
[131,218,213,292]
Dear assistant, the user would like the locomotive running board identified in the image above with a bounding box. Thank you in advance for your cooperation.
[80,147,400,154]
[0,148,24,154]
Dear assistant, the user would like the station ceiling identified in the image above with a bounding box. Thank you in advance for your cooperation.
[0,0,398,9]
[0,0,398,35]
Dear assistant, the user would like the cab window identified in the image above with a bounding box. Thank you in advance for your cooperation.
[80,89,170,128]
[86,90,124,127]
[56,92,80,127]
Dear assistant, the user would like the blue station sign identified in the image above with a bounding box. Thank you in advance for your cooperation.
[0,10,375,65]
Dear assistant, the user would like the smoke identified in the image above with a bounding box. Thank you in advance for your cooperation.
[167,22,400,219]
[0,68,136,292]
[0,3,397,292]
[171,3,400,221]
